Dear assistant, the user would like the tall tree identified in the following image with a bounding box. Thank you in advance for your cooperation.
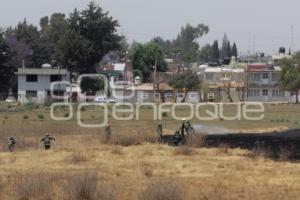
[211,40,220,61]
[231,42,238,58]
[279,56,300,103]
[76,1,122,72]
[0,30,15,94]
[131,42,167,82]
[199,44,212,62]
[220,34,232,59]
[173,24,209,63]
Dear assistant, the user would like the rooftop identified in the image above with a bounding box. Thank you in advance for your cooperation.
[126,83,174,91]
[16,68,69,75]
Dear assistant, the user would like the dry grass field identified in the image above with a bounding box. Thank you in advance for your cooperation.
[0,102,300,199]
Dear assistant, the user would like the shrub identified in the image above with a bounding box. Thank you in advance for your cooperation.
[174,146,195,156]
[162,112,168,118]
[37,113,44,120]
[70,152,89,164]
[11,172,53,200]
[185,134,206,148]
[139,180,184,200]
[64,172,115,200]
[217,143,230,155]
[23,115,29,120]
[111,146,123,155]
[278,146,294,161]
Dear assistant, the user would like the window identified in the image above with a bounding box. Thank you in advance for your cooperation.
[272,90,285,97]
[206,73,214,81]
[165,93,173,99]
[250,73,260,81]
[26,90,37,97]
[248,89,260,96]
[26,75,38,82]
[142,92,148,100]
[262,89,268,96]
[50,75,62,82]
[262,73,269,79]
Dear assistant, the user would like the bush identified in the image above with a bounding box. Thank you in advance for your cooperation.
[139,180,183,200]
[23,115,29,120]
[174,146,195,156]
[64,113,70,118]
[11,172,53,200]
[185,134,205,148]
[37,113,44,120]
[278,146,294,161]
[70,152,89,164]
[111,146,123,155]
[64,172,115,200]
[162,112,168,118]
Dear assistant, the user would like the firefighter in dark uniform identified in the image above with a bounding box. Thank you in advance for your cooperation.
[40,134,55,150]
[185,120,195,135]
[156,122,163,141]
[8,136,16,152]
[173,130,182,146]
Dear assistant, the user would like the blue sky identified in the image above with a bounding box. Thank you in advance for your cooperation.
[0,0,299,54]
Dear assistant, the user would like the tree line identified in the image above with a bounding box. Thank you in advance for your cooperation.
[0,1,239,95]
[0,1,123,93]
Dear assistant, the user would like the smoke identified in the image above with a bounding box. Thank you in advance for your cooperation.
[193,124,235,135]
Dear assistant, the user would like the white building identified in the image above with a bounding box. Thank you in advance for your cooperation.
[16,68,70,104]
[245,64,290,102]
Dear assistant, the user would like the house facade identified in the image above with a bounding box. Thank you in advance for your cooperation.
[201,67,245,102]
[245,64,290,102]
[16,68,70,104]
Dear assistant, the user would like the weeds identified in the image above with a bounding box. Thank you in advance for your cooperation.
[139,179,183,200]
[174,146,195,156]
[11,172,53,200]
[63,171,114,200]
[70,152,89,163]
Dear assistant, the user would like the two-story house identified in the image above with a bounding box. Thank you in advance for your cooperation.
[245,64,290,102]
[16,67,70,104]
[202,67,245,102]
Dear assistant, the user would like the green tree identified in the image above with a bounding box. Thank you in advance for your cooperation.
[173,24,209,63]
[231,42,238,58]
[199,44,212,62]
[169,69,201,102]
[151,36,173,57]
[80,77,105,93]
[131,42,167,82]
[211,40,220,61]
[279,57,300,103]
[220,34,232,59]
[76,1,122,72]
[0,30,15,93]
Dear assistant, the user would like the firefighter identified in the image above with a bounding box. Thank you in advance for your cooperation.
[8,136,16,152]
[105,123,112,141]
[185,120,195,135]
[173,130,182,146]
[156,122,163,140]
[40,134,55,150]
[180,118,186,137]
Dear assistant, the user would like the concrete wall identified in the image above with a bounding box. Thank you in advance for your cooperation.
[245,88,290,102]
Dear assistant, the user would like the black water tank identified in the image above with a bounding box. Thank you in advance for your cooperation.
[279,47,286,54]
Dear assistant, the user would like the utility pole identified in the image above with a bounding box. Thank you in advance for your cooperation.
[123,51,128,102]
[153,59,157,99]
[291,25,294,54]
